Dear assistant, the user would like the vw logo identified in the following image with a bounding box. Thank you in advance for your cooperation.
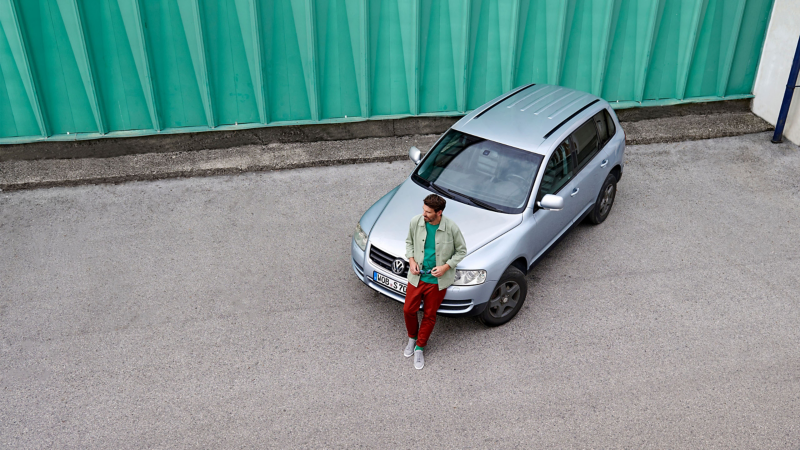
[392,259,406,275]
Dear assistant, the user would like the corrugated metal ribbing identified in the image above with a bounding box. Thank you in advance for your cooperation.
[0,0,774,143]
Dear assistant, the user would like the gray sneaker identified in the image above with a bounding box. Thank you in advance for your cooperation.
[404,338,416,358]
[414,349,424,370]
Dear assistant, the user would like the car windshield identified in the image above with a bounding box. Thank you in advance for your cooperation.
[412,130,543,214]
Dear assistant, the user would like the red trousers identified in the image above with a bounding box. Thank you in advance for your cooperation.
[404,281,447,348]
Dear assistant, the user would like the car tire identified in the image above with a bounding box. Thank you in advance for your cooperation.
[478,266,527,327]
[588,173,617,225]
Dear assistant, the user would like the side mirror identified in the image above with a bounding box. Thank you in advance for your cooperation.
[409,146,421,165]
[537,194,564,211]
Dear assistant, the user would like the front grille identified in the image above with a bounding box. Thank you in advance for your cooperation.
[369,245,408,278]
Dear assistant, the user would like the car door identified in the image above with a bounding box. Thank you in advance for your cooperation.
[526,138,582,261]
[566,117,601,216]
[571,110,617,216]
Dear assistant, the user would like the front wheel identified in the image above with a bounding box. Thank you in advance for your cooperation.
[478,266,527,327]
[588,173,617,225]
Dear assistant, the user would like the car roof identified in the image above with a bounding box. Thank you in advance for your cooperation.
[451,84,607,155]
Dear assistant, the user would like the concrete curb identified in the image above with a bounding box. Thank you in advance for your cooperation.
[623,112,772,145]
[0,117,461,161]
[0,109,773,192]
[0,135,439,192]
[0,99,752,162]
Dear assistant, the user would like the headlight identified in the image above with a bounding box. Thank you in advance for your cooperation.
[453,269,487,286]
[353,223,368,251]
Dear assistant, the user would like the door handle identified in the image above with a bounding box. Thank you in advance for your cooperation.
[600,159,609,168]
[570,188,579,197]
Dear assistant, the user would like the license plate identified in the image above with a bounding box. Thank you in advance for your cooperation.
[373,271,407,295]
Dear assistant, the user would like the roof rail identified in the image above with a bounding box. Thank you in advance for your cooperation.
[473,84,536,120]
[543,99,600,139]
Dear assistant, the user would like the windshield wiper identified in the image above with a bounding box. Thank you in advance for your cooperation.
[412,173,430,186]
[428,182,454,199]
[445,188,501,212]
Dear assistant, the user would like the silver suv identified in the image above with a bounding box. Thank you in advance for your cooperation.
[351,84,625,326]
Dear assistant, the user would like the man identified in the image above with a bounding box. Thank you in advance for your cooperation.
[404,194,467,370]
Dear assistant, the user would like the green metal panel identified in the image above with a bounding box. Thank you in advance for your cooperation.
[466,0,517,110]
[684,0,746,98]
[419,0,463,114]
[369,0,414,116]
[726,0,773,96]
[79,0,152,132]
[140,0,207,128]
[316,0,362,119]
[0,1,41,137]
[16,0,98,135]
[263,0,312,121]
[643,0,705,101]
[0,0,775,144]
[515,0,568,87]
[601,0,661,102]
[200,0,260,126]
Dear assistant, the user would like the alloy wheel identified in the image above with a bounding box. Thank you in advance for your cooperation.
[599,183,615,217]
[488,281,521,318]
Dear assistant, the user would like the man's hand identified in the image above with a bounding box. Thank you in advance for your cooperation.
[431,264,451,278]
[409,258,420,275]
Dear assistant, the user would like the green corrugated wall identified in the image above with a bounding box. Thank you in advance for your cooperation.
[0,0,774,144]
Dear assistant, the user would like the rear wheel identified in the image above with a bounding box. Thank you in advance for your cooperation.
[478,266,527,327]
[588,173,617,224]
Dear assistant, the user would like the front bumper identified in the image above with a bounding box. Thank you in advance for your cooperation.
[351,239,493,316]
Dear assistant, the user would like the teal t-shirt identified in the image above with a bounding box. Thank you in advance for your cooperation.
[420,222,439,284]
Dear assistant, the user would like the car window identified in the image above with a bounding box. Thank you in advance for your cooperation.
[604,109,616,140]
[537,138,574,202]
[593,109,616,148]
[412,130,544,214]
[594,112,609,146]
[571,119,599,171]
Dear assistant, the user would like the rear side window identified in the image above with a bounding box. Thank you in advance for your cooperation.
[594,112,609,145]
[537,139,574,202]
[571,120,598,170]
[604,110,616,139]
[593,109,616,147]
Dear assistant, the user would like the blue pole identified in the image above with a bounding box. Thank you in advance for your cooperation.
[772,34,800,143]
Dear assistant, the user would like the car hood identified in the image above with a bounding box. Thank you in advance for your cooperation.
[367,178,522,260]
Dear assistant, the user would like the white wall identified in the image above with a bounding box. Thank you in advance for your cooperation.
[752,0,800,145]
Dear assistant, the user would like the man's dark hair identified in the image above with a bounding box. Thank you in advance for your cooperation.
[424,194,446,212]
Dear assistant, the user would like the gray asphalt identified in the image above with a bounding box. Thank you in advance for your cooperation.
[1,131,799,449]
